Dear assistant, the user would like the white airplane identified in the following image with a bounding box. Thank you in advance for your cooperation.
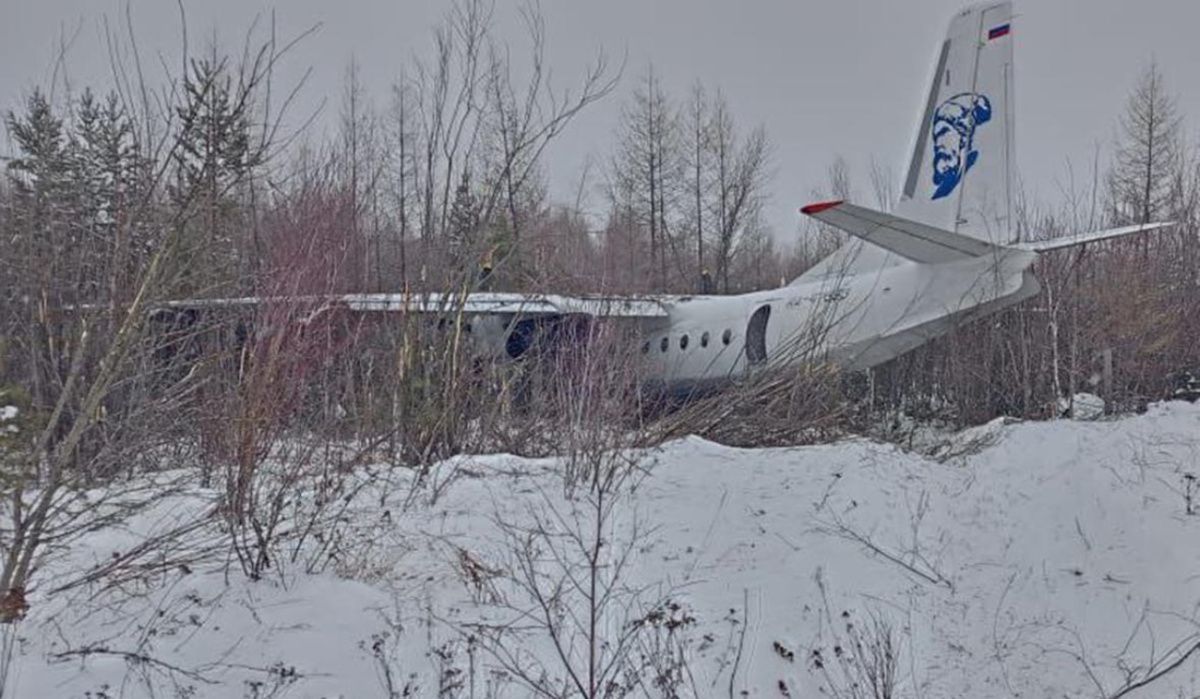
[172,2,1168,394]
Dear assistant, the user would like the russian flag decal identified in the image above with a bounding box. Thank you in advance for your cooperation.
[988,23,1011,40]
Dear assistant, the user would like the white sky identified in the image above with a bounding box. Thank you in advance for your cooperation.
[3,1,1199,242]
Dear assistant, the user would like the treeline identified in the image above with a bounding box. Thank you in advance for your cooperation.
[1,13,795,307]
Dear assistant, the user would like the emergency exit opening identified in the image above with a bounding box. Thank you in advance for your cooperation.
[746,305,771,365]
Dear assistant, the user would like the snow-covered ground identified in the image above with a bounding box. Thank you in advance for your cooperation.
[9,401,1200,698]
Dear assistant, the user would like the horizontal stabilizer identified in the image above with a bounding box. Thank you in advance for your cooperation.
[800,200,1001,264]
[1013,222,1174,253]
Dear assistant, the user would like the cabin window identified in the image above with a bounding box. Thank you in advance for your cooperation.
[722,329,732,346]
[680,334,689,350]
[641,341,650,354]
[701,331,710,348]
[660,336,669,353]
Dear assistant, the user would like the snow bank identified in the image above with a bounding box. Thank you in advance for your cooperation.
[1058,391,1106,420]
[10,401,1200,697]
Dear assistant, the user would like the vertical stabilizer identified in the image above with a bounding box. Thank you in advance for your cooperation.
[792,2,1016,284]
[896,2,1016,244]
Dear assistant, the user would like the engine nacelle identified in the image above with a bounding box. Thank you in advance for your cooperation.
[468,314,591,362]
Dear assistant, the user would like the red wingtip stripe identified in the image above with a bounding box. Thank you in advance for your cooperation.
[800,200,844,216]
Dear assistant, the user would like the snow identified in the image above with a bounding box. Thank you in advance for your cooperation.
[8,401,1200,697]
[0,405,18,422]
[1058,392,1107,420]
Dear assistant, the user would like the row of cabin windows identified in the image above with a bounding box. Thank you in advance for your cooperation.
[642,328,734,355]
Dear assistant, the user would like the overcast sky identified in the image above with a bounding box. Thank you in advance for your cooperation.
[3,0,1199,242]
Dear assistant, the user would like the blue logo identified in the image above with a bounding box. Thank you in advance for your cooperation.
[930,92,992,200]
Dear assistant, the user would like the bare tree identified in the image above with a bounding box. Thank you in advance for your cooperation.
[609,66,680,291]
[709,92,769,293]
[684,81,711,286]
[392,0,616,291]
[825,155,853,202]
[390,72,417,289]
[867,157,896,212]
[339,57,386,291]
[1109,61,1183,226]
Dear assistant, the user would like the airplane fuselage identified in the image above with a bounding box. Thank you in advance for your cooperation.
[639,248,1040,391]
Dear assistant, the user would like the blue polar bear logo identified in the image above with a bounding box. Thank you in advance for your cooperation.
[931,92,992,200]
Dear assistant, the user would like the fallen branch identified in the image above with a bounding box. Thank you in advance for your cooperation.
[819,515,953,590]
[50,646,218,685]
[1108,634,1200,699]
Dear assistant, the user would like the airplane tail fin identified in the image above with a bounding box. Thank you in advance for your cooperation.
[896,2,1016,244]
[792,2,1017,284]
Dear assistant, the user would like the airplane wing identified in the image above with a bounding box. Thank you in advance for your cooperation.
[159,292,671,319]
[800,200,1002,264]
[1012,222,1175,253]
[341,292,671,318]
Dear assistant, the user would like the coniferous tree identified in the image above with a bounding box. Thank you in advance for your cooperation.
[5,91,75,405]
[1109,61,1183,226]
[73,89,148,300]
[172,55,260,291]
